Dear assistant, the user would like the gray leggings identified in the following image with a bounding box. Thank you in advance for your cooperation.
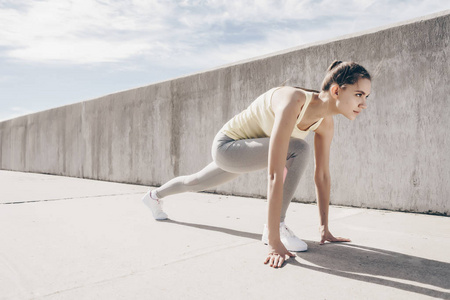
[155,131,310,222]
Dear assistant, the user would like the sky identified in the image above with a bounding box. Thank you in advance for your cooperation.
[0,0,448,121]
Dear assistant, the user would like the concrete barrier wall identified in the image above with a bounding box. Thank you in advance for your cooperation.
[1,11,449,214]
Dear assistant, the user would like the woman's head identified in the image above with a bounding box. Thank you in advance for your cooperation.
[321,60,371,92]
[321,61,372,121]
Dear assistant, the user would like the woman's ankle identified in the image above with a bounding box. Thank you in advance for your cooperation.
[150,190,160,200]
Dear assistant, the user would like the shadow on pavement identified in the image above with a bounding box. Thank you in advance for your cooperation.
[292,242,450,299]
[165,219,450,299]
[164,219,262,240]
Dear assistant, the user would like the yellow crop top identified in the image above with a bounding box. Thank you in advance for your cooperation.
[220,87,324,140]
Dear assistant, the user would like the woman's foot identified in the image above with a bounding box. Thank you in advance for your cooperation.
[262,222,308,252]
[142,190,168,220]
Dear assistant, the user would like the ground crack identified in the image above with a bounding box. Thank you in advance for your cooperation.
[1,192,143,205]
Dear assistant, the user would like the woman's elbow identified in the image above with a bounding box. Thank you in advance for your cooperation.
[314,171,330,183]
[268,172,284,184]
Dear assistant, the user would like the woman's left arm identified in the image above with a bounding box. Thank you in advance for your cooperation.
[314,116,351,245]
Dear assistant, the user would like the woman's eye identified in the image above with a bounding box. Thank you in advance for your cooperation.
[356,94,362,97]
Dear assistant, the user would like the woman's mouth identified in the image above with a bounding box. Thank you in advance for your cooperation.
[353,110,360,115]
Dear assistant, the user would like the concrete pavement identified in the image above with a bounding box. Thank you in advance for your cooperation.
[0,170,449,300]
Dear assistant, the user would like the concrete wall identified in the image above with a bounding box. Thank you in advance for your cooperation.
[1,11,449,215]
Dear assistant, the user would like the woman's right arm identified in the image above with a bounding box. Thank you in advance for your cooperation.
[264,87,304,268]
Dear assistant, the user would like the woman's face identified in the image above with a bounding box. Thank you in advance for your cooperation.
[335,78,371,120]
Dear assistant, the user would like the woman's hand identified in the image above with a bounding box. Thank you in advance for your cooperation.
[319,225,351,245]
[264,240,295,268]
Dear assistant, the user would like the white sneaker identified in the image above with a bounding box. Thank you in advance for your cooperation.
[262,222,308,252]
[142,190,168,220]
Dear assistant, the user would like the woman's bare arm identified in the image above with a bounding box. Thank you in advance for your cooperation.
[264,87,304,267]
[314,116,351,244]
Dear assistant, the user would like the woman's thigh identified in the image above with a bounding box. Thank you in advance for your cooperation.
[212,132,310,174]
[212,132,271,173]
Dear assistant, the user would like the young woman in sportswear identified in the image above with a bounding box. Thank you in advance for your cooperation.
[142,60,372,268]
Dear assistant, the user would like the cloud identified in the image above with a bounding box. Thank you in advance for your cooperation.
[0,74,15,83]
[0,0,448,67]
[0,0,173,63]
[0,0,337,65]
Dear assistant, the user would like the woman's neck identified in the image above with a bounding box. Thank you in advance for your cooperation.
[316,91,337,118]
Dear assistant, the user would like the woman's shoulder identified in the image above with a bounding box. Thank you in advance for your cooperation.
[272,86,308,104]
[270,86,307,114]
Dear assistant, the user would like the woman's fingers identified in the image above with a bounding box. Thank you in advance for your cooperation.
[264,253,291,268]
[277,256,285,268]
[320,235,351,244]
[333,236,351,242]
[273,255,280,267]
[265,242,296,268]
[328,235,350,242]
[272,255,281,268]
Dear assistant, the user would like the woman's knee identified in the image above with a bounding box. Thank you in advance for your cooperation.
[212,156,235,173]
[182,174,200,187]
[211,144,234,172]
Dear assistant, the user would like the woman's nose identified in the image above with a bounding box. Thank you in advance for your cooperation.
[360,99,368,109]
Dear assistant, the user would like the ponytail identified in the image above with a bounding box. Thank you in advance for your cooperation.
[327,60,343,72]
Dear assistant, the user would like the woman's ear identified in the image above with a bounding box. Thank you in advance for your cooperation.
[330,84,339,98]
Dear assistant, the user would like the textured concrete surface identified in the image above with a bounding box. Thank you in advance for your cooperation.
[0,10,449,214]
[0,170,449,300]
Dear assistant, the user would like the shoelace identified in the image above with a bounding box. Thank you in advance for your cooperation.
[149,193,163,205]
[281,225,295,237]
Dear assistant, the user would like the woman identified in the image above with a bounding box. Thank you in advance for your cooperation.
[142,60,372,268]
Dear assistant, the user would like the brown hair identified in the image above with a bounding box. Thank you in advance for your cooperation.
[321,60,371,91]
